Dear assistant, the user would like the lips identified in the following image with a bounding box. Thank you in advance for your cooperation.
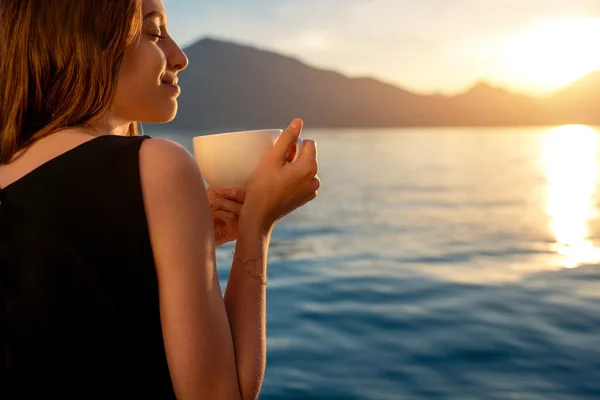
[160,74,180,94]
[161,75,178,85]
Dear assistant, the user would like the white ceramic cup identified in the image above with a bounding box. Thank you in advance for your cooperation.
[193,129,304,190]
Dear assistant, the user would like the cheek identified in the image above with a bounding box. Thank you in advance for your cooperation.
[114,43,176,121]
[119,44,164,93]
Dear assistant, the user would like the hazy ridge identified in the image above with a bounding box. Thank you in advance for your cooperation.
[154,38,600,131]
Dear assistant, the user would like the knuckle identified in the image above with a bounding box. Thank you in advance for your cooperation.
[311,177,320,191]
[309,176,321,192]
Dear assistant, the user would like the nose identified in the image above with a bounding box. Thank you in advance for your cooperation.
[168,40,189,72]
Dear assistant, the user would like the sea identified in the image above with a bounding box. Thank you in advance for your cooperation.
[151,125,600,400]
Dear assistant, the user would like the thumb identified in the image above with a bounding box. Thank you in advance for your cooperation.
[272,119,303,164]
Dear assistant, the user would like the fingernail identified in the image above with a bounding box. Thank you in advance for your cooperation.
[290,119,300,129]
[209,201,216,208]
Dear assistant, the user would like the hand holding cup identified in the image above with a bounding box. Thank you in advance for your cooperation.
[242,119,320,230]
[193,119,319,232]
[193,127,304,191]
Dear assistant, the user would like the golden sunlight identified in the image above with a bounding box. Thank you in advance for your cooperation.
[542,125,600,269]
[502,18,600,92]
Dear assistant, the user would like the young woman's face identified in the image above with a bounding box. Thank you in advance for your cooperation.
[113,0,188,124]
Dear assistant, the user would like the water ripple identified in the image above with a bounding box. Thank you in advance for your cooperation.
[157,127,600,399]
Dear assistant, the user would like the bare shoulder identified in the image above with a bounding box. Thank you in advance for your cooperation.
[138,136,212,253]
[139,137,199,183]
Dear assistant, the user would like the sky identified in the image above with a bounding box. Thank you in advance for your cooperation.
[162,0,600,96]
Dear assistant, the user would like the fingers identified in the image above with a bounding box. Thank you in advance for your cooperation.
[302,176,320,206]
[285,140,298,163]
[297,140,318,179]
[311,176,321,193]
[298,139,317,163]
[211,210,238,224]
[206,187,220,202]
[207,187,246,203]
[210,197,243,215]
[220,187,246,203]
[273,119,303,164]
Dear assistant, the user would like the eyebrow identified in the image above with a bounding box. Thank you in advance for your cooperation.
[143,10,166,25]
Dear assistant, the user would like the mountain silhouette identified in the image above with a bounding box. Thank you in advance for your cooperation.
[545,70,600,125]
[154,38,599,131]
[447,82,544,126]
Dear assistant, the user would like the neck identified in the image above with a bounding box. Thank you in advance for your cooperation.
[83,120,133,137]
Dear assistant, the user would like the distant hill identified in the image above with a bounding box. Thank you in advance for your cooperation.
[545,71,600,125]
[151,38,600,131]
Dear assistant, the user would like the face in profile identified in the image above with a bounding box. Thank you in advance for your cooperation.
[113,0,189,124]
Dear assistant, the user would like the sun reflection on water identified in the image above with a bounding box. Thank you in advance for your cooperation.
[543,125,600,269]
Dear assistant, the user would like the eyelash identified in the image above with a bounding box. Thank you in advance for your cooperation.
[150,33,166,41]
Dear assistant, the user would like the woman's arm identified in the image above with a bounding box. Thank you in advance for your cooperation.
[140,120,318,400]
[140,138,243,399]
[223,214,271,400]
[222,120,319,400]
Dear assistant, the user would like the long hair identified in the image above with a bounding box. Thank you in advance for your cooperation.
[0,0,143,164]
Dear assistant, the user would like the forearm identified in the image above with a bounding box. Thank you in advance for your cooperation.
[223,213,272,400]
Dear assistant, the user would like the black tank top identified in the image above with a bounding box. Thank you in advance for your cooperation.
[0,135,176,398]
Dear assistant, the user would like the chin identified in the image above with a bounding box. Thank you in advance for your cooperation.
[142,106,178,124]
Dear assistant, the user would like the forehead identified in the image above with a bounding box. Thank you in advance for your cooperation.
[142,0,166,16]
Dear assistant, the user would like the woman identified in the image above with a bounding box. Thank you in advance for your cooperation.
[0,0,319,398]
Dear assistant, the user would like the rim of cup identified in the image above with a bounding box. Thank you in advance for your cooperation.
[194,128,283,139]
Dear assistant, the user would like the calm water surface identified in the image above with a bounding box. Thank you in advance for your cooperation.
[153,125,600,400]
